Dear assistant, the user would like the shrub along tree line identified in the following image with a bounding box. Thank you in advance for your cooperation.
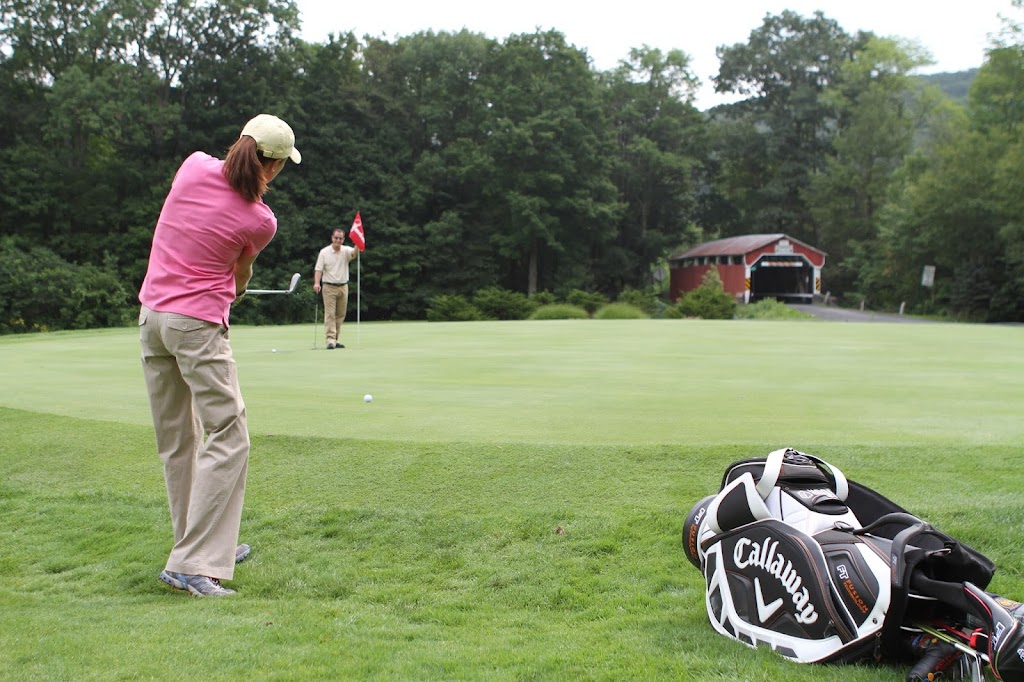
[1,0,1023,333]
[427,272,735,321]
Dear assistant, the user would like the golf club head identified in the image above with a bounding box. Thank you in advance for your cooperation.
[964,582,1024,681]
[245,273,302,295]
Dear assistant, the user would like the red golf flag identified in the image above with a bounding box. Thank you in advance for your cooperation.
[349,211,366,252]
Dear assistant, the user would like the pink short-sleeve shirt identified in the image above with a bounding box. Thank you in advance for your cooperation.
[139,152,277,325]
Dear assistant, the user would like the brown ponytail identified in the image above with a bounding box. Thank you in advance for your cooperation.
[222,136,279,202]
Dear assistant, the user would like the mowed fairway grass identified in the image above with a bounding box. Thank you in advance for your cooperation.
[1,319,1022,681]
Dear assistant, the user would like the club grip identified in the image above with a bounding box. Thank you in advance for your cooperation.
[906,640,960,681]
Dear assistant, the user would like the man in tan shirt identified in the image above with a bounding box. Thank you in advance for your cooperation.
[313,228,358,349]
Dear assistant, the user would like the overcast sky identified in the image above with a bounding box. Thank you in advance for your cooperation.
[292,0,1015,108]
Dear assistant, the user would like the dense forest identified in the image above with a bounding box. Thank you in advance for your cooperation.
[2,0,1023,332]
[919,69,980,101]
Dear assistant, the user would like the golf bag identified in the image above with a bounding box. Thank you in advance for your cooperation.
[682,448,1024,680]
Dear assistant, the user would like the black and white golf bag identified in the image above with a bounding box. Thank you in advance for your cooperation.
[682,448,1024,681]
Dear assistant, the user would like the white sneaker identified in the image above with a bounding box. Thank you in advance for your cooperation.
[159,570,236,597]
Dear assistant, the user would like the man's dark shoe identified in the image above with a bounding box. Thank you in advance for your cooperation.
[326,343,335,349]
[235,543,251,564]
[335,343,345,349]
[159,570,236,597]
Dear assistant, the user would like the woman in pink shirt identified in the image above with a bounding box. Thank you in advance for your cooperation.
[139,114,300,596]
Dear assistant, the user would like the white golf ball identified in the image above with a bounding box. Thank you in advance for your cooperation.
[272,348,277,353]
[363,394,373,403]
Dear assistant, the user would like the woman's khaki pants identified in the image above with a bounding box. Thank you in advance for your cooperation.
[139,305,248,580]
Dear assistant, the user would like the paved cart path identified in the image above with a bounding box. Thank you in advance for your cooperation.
[790,304,937,323]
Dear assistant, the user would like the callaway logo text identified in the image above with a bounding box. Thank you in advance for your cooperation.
[733,537,819,625]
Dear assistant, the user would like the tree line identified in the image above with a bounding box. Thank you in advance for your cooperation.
[2,0,1022,332]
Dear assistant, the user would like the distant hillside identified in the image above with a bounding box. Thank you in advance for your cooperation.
[702,69,980,114]
[916,69,979,101]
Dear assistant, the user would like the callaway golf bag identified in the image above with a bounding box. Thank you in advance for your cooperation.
[682,448,1024,681]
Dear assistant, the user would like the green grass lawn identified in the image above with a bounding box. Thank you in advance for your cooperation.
[1,319,1022,680]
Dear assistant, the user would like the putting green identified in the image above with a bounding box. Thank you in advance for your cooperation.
[1,319,1021,446]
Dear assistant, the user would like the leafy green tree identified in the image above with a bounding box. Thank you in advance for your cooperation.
[879,127,1005,318]
[600,47,705,295]
[713,11,864,243]
[479,30,620,295]
[0,237,131,332]
[5,1,1022,329]
[1,2,169,288]
[976,0,1024,319]
[172,0,302,155]
[0,0,117,80]
[805,37,934,293]
[866,5,1024,322]
[970,43,1024,133]
[965,21,1024,320]
[260,33,372,319]
[359,30,503,317]
[0,0,302,302]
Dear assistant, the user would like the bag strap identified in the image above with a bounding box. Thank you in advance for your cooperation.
[705,472,773,535]
[754,448,850,501]
[853,513,950,658]
[754,448,787,498]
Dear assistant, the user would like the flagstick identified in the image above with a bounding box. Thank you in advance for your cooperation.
[349,210,364,350]
[356,250,361,350]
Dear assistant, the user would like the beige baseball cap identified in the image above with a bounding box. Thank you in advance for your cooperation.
[240,114,302,164]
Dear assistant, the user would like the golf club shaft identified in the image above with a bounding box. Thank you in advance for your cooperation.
[915,623,989,663]
[246,272,301,295]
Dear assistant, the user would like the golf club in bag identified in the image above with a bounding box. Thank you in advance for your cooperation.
[682,448,1024,681]
[246,272,300,295]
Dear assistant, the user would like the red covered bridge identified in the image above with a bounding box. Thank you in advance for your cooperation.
[669,234,826,304]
